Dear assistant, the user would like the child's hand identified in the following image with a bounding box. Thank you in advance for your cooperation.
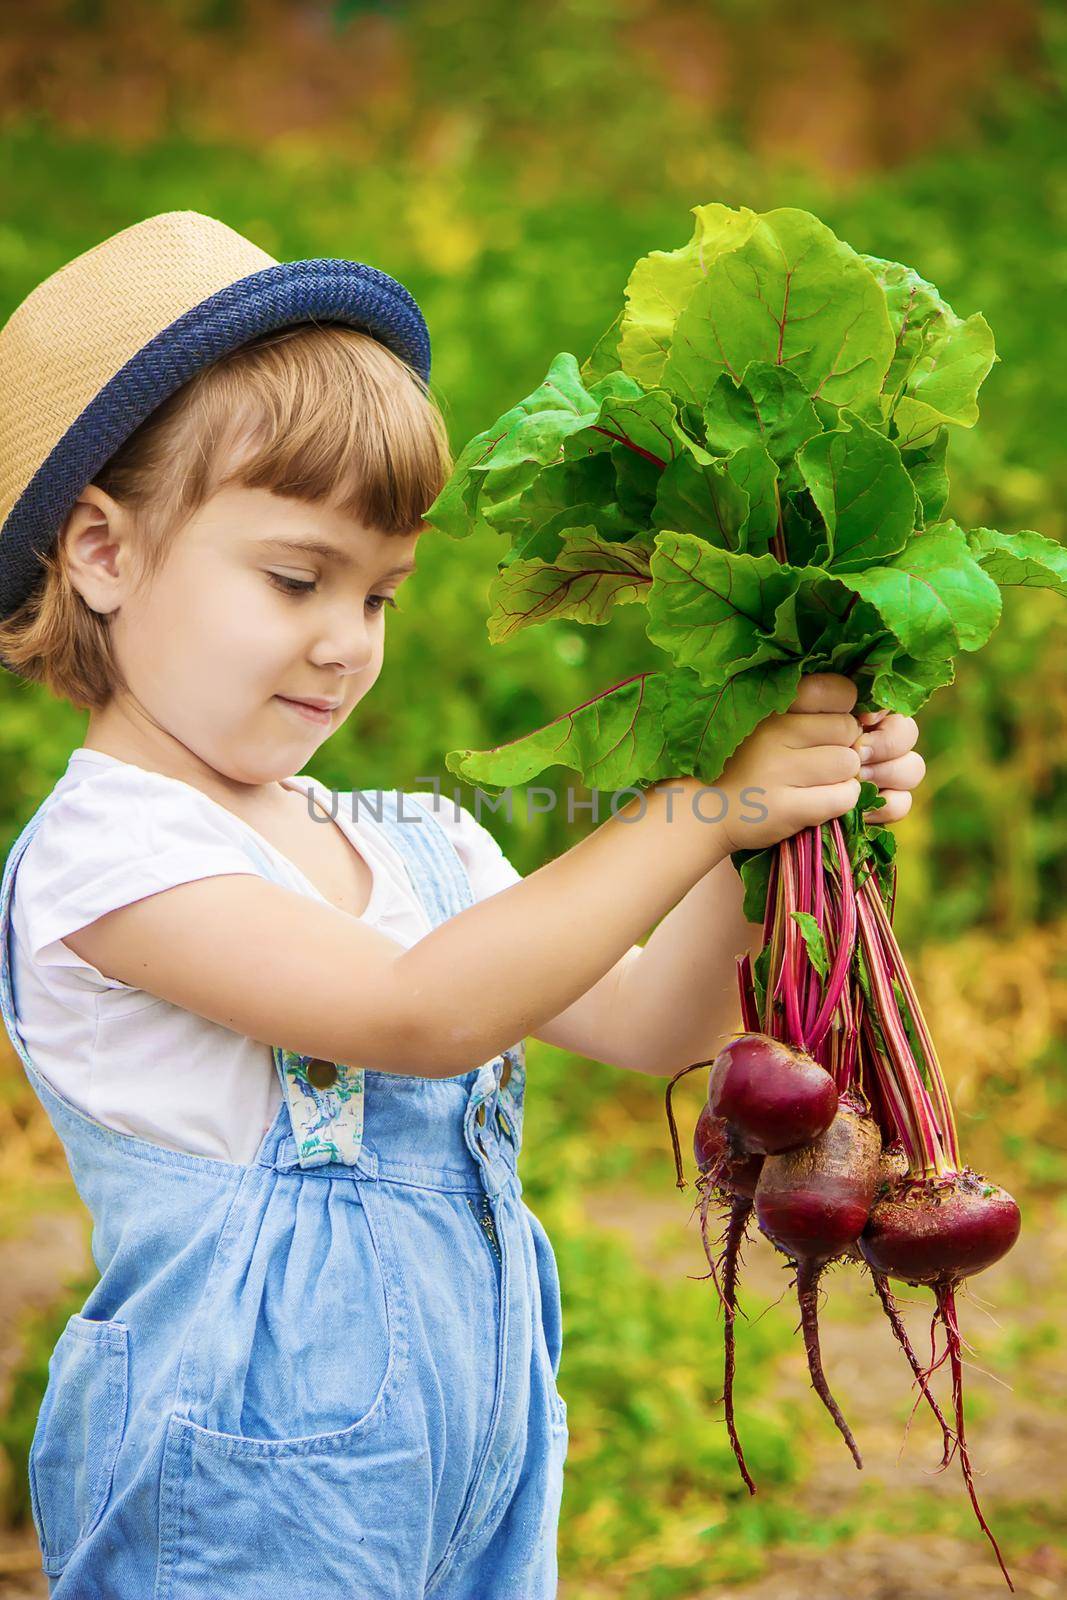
[853,707,925,825]
[714,672,866,853]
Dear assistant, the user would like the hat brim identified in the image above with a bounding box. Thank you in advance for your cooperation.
[1,258,432,620]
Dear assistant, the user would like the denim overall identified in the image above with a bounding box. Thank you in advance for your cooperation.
[0,786,569,1598]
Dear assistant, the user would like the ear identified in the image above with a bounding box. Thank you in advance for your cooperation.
[60,485,136,615]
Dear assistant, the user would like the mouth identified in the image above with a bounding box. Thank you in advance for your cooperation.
[274,696,338,727]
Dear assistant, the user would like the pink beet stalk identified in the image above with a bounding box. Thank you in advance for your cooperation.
[720,797,1018,1589]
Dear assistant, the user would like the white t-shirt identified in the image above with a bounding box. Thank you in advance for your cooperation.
[9,749,523,1165]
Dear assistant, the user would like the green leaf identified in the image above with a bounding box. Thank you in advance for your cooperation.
[503,454,636,565]
[965,526,1067,594]
[579,309,624,385]
[837,783,897,900]
[774,567,889,667]
[664,660,803,787]
[652,453,750,552]
[647,535,798,685]
[796,409,917,571]
[564,385,680,470]
[862,254,996,447]
[752,940,771,1014]
[619,202,760,386]
[732,846,775,926]
[612,443,664,522]
[423,425,502,540]
[861,638,957,714]
[790,911,830,981]
[702,361,822,464]
[486,531,653,640]
[831,521,1002,660]
[479,461,558,540]
[663,208,896,411]
[484,354,639,476]
[901,429,950,523]
[429,356,614,540]
[722,442,780,556]
[445,671,675,791]
[780,490,827,567]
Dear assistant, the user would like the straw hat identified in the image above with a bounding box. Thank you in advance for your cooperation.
[0,210,432,624]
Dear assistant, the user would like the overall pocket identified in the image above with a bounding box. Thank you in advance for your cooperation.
[156,1183,422,1599]
[172,1178,409,1455]
[28,1314,129,1576]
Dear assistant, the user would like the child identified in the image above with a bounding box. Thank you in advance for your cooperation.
[0,211,924,1598]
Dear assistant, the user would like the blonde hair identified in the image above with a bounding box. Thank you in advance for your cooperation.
[0,322,453,710]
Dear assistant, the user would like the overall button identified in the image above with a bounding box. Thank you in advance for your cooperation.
[306,1058,339,1090]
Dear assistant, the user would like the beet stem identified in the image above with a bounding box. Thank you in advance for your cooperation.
[795,1257,863,1469]
[806,821,858,1056]
[737,953,761,1033]
[938,1282,1015,1592]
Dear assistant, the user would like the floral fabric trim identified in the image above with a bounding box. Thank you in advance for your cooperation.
[275,1048,365,1168]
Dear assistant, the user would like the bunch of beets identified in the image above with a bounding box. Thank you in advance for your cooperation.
[665,816,1021,1589]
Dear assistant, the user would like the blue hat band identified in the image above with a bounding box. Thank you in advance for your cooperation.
[1,257,432,620]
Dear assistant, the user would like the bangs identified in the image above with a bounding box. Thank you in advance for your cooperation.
[169,322,452,535]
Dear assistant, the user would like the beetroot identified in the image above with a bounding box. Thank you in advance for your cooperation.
[859,1171,1021,1287]
[755,1093,882,1466]
[693,1102,764,1199]
[707,1033,839,1156]
[754,1094,881,1262]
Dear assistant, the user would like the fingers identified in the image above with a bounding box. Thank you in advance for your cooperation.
[854,713,919,767]
[788,673,858,715]
[800,778,863,825]
[864,789,913,825]
[789,743,863,785]
[784,711,861,749]
[858,751,926,791]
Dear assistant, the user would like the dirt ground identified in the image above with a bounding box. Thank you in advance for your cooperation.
[0,1193,1063,1600]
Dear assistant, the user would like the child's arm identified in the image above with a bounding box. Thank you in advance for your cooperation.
[531,854,761,1079]
[63,675,868,1080]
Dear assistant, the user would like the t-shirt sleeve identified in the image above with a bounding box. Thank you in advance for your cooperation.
[405,790,523,901]
[13,769,264,990]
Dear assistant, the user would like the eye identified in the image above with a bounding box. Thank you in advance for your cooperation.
[267,572,316,596]
[367,595,399,614]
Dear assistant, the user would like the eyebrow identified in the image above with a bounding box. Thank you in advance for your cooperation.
[257,537,417,578]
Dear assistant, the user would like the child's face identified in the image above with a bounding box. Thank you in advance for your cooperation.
[99,484,421,782]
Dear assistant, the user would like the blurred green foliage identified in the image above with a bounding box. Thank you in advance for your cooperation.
[1,3,1065,1592]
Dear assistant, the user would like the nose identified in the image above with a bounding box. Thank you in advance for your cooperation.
[309,606,379,674]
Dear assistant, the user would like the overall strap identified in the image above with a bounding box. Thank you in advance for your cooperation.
[357,789,476,926]
[362,789,518,1124]
[267,787,480,1171]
